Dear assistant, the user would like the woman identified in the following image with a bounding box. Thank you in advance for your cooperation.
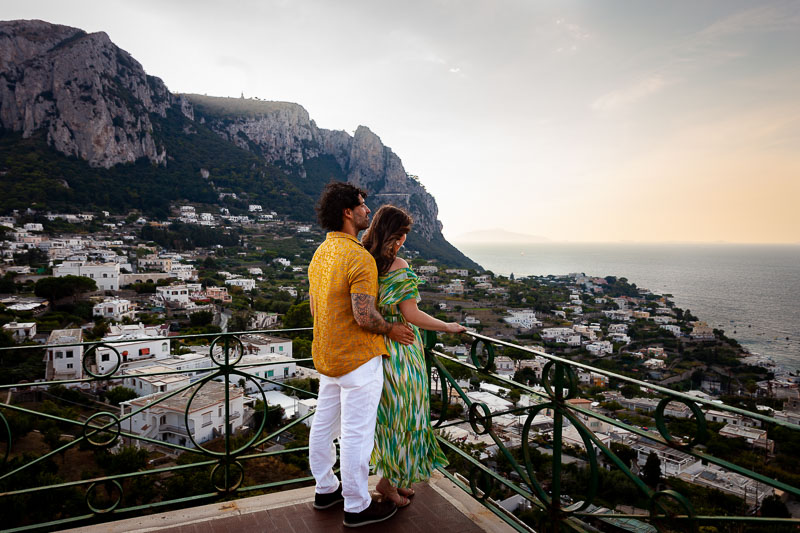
[362,205,466,507]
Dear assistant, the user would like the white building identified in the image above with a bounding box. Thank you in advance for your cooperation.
[705,409,762,428]
[660,324,682,337]
[44,329,83,381]
[92,324,170,376]
[156,284,191,306]
[417,265,438,274]
[241,334,293,358]
[633,440,698,476]
[642,358,666,369]
[504,309,542,330]
[93,298,135,322]
[54,261,120,290]
[2,321,37,341]
[608,323,628,334]
[494,356,515,377]
[278,286,298,298]
[586,341,614,356]
[273,257,291,267]
[121,380,244,448]
[170,263,198,281]
[446,269,469,276]
[226,278,257,291]
[123,365,192,396]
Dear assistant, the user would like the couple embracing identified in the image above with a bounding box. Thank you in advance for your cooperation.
[307,182,466,527]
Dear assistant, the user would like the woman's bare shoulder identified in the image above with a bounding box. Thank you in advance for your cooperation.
[386,257,409,273]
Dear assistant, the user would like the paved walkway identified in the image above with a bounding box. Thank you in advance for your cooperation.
[64,472,518,533]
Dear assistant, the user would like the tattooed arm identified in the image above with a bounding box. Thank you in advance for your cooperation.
[351,293,415,345]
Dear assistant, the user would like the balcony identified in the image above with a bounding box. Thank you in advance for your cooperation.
[1,328,799,532]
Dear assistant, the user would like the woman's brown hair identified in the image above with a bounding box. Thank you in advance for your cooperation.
[362,205,413,275]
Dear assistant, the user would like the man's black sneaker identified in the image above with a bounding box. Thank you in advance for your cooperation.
[343,499,398,528]
[313,485,344,510]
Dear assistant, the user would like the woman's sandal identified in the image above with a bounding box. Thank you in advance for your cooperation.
[376,479,412,508]
[397,487,415,498]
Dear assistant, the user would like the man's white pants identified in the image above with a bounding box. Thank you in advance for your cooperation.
[309,356,384,513]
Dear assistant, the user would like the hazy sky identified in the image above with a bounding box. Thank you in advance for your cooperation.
[5,1,800,243]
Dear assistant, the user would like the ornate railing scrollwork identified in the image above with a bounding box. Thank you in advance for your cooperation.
[424,330,800,532]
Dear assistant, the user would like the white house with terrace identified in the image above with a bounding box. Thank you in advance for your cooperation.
[504,309,542,330]
[225,278,256,291]
[121,380,244,448]
[92,324,170,376]
[93,298,135,322]
[44,329,83,382]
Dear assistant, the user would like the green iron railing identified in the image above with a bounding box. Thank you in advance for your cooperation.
[0,328,318,532]
[1,328,799,532]
[424,331,800,532]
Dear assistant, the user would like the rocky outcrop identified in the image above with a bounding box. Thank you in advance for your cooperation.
[0,19,175,168]
[188,95,443,240]
[0,20,454,250]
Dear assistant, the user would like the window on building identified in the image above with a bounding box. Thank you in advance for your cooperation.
[139,348,150,356]
[267,370,274,377]
[218,406,222,417]
[55,351,63,359]
[66,363,73,369]
[202,412,212,427]
[284,367,289,377]
[101,353,110,362]
[162,342,168,353]
[279,346,283,351]
[270,347,275,353]
[160,415,166,425]
[65,350,73,358]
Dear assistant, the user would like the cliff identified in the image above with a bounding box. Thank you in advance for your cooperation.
[188,95,443,241]
[0,19,478,268]
[0,19,190,168]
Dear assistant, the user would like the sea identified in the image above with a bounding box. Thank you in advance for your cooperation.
[455,243,800,372]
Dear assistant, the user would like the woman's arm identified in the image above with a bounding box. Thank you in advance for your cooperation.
[398,298,466,333]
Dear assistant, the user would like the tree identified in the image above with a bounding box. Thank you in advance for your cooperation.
[228,310,251,332]
[34,275,96,303]
[609,442,636,469]
[190,310,214,327]
[641,451,661,487]
[105,386,138,406]
[760,495,790,518]
[283,301,312,329]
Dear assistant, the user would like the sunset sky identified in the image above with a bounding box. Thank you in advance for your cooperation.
[6,1,800,243]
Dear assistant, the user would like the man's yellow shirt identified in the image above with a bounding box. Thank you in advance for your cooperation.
[308,232,386,377]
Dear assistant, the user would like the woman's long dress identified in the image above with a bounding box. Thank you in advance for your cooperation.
[371,267,448,487]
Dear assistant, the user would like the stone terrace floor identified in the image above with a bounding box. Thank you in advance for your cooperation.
[64,472,517,533]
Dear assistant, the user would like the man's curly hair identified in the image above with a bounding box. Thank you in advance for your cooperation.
[316,182,368,232]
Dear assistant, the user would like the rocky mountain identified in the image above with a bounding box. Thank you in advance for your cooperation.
[0,19,193,168]
[188,95,442,241]
[0,19,478,268]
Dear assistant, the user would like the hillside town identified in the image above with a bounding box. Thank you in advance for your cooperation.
[1,204,799,524]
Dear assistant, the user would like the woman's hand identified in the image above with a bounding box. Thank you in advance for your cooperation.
[445,322,467,334]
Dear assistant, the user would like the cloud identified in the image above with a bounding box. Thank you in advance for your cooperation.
[554,17,590,54]
[448,67,461,73]
[591,75,669,113]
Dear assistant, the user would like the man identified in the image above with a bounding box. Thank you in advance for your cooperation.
[307,182,415,528]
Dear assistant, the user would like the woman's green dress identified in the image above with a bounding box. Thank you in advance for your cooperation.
[371,267,448,487]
